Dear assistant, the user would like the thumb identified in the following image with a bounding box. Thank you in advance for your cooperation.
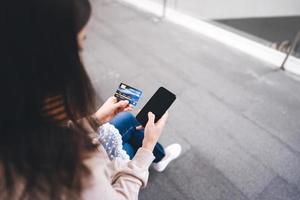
[147,112,155,125]
[115,100,129,108]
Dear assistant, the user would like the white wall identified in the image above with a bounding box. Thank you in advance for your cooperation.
[152,0,300,19]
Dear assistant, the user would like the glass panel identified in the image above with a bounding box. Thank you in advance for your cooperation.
[152,0,300,61]
[291,32,300,59]
[216,17,300,55]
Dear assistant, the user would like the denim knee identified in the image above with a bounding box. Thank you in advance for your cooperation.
[116,112,136,123]
[111,112,139,128]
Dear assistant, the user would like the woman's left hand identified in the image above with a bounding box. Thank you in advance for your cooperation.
[94,96,133,124]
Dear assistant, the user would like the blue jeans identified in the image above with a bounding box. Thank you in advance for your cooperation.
[110,112,165,163]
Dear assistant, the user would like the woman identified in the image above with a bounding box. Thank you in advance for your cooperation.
[0,0,180,199]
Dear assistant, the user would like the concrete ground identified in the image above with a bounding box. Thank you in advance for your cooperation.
[83,1,300,199]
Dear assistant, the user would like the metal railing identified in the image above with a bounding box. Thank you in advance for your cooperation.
[162,0,167,18]
[281,30,300,70]
[157,0,299,71]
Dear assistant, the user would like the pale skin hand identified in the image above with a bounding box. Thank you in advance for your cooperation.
[94,96,133,124]
[94,97,168,152]
[142,112,169,151]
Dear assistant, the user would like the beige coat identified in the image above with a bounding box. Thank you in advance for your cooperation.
[79,117,156,200]
[82,145,154,200]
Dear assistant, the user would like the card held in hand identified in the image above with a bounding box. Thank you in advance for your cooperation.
[114,83,142,106]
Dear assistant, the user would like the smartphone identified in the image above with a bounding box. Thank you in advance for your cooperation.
[114,83,142,106]
[136,87,176,127]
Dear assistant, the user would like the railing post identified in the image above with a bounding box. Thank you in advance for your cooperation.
[281,30,300,70]
[162,0,167,18]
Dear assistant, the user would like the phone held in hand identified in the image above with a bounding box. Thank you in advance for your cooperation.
[136,87,176,127]
[114,83,142,106]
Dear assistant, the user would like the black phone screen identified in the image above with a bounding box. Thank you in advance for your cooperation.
[136,87,176,127]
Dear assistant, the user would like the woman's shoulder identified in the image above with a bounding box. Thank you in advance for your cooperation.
[84,145,111,168]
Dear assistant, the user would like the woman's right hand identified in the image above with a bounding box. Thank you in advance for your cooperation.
[142,112,169,151]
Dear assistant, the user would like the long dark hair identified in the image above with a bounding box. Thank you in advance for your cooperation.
[0,0,97,199]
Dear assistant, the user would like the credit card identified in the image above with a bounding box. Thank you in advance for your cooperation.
[114,83,142,106]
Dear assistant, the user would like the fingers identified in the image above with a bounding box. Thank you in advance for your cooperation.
[123,103,134,111]
[115,100,129,108]
[109,96,132,110]
[124,106,133,112]
[136,125,144,130]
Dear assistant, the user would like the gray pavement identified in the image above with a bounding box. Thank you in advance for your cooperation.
[83,1,300,199]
